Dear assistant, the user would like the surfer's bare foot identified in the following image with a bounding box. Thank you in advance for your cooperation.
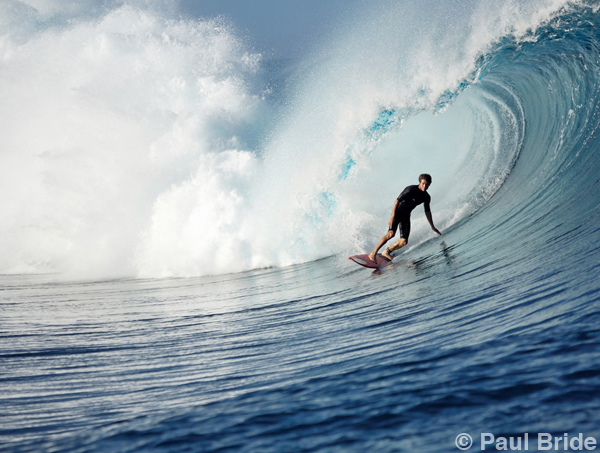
[368,253,377,263]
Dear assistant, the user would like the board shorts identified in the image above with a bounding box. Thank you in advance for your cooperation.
[389,212,411,239]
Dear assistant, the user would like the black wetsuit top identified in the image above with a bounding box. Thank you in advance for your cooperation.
[388,185,431,239]
[396,185,431,217]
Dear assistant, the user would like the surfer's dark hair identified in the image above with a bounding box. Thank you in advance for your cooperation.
[419,173,432,183]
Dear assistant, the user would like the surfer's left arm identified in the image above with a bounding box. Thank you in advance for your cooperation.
[425,203,441,236]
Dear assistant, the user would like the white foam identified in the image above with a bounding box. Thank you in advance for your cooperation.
[0,2,263,279]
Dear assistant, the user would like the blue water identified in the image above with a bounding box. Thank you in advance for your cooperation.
[2,1,600,452]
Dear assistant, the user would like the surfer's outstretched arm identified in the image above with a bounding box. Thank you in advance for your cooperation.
[426,210,442,236]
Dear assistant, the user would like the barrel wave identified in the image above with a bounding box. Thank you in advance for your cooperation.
[2,0,600,452]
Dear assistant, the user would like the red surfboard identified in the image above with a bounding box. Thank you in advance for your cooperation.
[348,254,392,269]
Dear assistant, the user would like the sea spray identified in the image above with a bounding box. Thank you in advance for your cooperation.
[0,3,264,279]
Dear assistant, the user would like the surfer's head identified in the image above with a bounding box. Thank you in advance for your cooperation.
[418,174,431,191]
[419,174,432,184]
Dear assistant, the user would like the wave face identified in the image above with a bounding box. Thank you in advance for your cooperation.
[1,0,593,280]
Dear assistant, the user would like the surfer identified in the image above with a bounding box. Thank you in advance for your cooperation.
[368,174,441,263]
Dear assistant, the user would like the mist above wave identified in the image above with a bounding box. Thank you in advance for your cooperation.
[0,2,265,278]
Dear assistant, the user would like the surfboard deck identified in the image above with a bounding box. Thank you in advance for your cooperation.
[348,253,392,269]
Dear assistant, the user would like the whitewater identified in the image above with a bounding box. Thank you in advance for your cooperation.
[2,0,600,451]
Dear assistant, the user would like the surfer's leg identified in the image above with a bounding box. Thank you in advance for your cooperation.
[387,237,407,254]
[385,217,410,258]
[369,229,395,262]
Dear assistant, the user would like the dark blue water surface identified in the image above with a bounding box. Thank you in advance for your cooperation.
[3,4,600,453]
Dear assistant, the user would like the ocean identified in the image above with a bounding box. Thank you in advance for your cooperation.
[1,0,600,451]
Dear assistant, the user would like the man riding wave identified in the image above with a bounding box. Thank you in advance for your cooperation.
[368,173,441,263]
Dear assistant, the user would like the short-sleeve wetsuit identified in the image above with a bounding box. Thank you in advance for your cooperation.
[389,185,431,239]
